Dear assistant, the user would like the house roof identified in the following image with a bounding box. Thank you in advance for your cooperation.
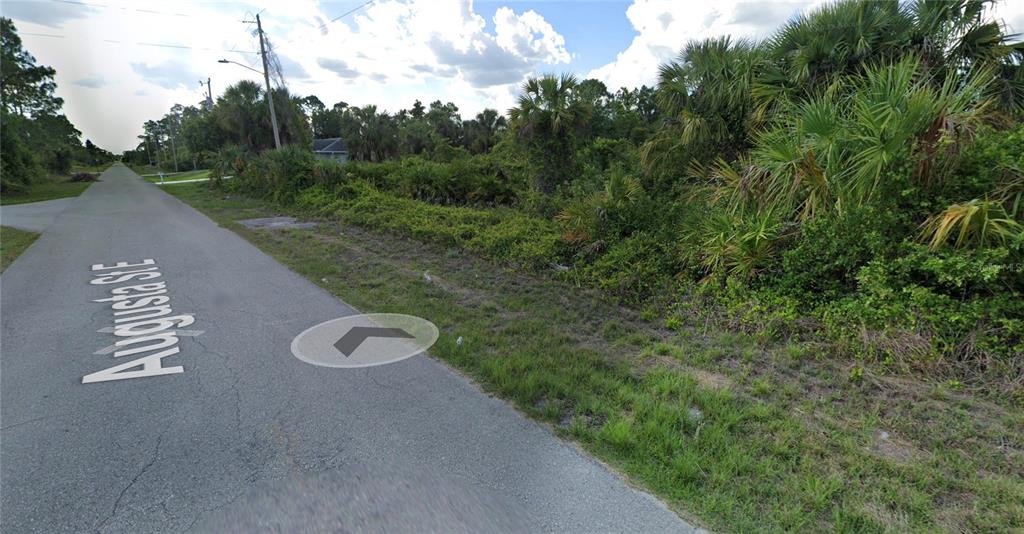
[313,137,347,153]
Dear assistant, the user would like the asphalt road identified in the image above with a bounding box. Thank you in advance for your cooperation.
[0,197,77,232]
[1,164,698,533]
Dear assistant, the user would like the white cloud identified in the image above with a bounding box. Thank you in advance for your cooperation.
[1,0,99,28]
[493,7,570,65]
[72,76,106,89]
[317,58,360,78]
[587,0,820,90]
[993,0,1024,36]
[589,0,1024,92]
[131,60,201,90]
[287,0,570,89]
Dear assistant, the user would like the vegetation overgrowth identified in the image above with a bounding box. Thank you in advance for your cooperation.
[130,0,1023,399]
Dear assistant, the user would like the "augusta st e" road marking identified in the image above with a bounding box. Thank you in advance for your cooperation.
[83,258,198,384]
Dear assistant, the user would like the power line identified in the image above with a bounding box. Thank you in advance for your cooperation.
[21,31,260,54]
[273,0,374,51]
[49,0,192,18]
[319,0,375,32]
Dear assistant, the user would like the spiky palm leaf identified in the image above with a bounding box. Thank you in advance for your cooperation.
[920,198,1023,249]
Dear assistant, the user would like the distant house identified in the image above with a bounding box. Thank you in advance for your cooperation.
[312,138,349,163]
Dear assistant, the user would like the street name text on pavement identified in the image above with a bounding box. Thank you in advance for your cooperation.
[83,259,197,384]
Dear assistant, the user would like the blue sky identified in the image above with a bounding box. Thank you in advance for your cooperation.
[473,1,635,73]
[6,0,1024,152]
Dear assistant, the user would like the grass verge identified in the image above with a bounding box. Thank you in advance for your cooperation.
[1,173,96,205]
[166,183,1024,533]
[0,226,39,272]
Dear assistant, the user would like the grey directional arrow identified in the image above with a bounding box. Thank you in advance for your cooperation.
[334,326,415,357]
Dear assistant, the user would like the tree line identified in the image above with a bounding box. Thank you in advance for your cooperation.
[1,18,114,193]
[123,75,658,172]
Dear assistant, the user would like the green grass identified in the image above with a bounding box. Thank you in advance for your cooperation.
[144,169,211,183]
[1,226,39,272]
[70,163,112,173]
[129,164,171,175]
[167,182,1024,533]
[1,173,97,205]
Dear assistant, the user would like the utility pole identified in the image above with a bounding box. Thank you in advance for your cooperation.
[200,78,213,110]
[144,135,153,166]
[168,127,179,172]
[256,14,282,149]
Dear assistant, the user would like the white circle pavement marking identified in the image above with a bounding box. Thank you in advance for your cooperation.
[290,313,439,368]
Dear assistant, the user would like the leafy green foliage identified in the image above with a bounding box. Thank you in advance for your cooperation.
[773,206,904,301]
[1,18,102,192]
[294,183,565,270]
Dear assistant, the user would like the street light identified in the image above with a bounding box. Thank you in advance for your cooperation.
[218,53,281,149]
[217,59,262,75]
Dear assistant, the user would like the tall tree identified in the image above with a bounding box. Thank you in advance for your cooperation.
[462,108,507,154]
[509,74,591,193]
[1,17,62,116]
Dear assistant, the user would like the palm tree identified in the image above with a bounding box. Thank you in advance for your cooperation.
[215,80,265,150]
[341,105,399,162]
[641,37,764,175]
[463,108,506,154]
[759,0,1021,111]
[509,74,590,194]
[723,56,995,222]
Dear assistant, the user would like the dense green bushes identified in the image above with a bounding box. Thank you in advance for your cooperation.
[0,114,41,193]
[293,183,565,269]
[224,146,526,208]
[219,119,1021,392]
[343,155,523,206]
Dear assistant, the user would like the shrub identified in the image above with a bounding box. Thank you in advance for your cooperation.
[689,210,785,282]
[340,154,522,207]
[818,240,1023,382]
[945,124,1024,202]
[0,113,41,193]
[236,146,316,203]
[296,182,565,269]
[211,144,252,184]
[582,233,677,300]
[771,206,904,302]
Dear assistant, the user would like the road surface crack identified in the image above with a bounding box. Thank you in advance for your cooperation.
[95,430,166,531]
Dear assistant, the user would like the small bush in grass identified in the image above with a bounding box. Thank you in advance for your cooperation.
[582,233,677,301]
[69,172,96,182]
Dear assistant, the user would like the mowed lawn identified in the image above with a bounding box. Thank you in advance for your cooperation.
[0,226,39,272]
[1,173,96,205]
